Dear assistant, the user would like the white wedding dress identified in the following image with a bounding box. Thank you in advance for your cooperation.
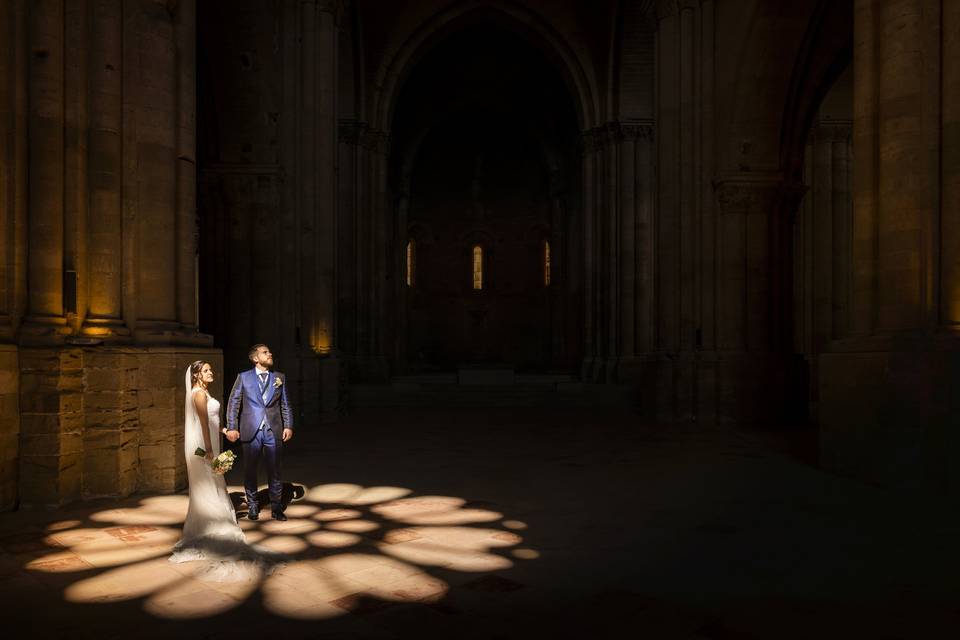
[169,367,283,581]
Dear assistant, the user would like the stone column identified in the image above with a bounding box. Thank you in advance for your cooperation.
[64,0,88,336]
[945,0,960,328]
[175,0,197,331]
[296,0,320,421]
[1,0,28,335]
[547,168,572,367]
[579,129,601,381]
[820,0,960,494]
[316,0,340,421]
[84,0,127,337]
[366,128,391,382]
[337,120,365,371]
[132,0,179,339]
[0,1,26,510]
[644,0,715,421]
[713,176,803,423]
[599,122,655,381]
[794,121,852,416]
[24,0,67,337]
[296,0,343,420]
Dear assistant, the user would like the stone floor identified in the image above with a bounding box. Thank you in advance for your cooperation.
[1,407,959,639]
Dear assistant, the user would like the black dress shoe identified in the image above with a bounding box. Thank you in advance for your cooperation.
[271,509,287,521]
[247,510,259,521]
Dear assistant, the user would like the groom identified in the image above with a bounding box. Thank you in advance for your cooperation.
[225,344,294,521]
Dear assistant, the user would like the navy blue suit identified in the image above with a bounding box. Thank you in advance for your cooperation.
[226,368,294,512]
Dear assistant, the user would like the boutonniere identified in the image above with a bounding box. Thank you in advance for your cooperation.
[274,377,283,388]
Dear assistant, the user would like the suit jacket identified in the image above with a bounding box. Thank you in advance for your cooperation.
[226,368,294,442]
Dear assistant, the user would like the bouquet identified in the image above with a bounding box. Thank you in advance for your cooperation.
[194,447,237,475]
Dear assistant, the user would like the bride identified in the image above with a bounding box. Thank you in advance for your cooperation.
[169,360,282,580]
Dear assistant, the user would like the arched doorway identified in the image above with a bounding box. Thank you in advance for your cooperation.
[387,23,583,374]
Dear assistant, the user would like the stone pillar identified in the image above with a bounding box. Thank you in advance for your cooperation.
[713,176,803,423]
[794,121,852,417]
[589,122,655,384]
[296,0,320,422]
[945,0,960,328]
[175,0,197,331]
[24,0,67,337]
[0,1,26,511]
[360,129,391,384]
[580,129,601,381]
[640,0,716,421]
[337,120,365,373]
[131,0,179,339]
[64,0,89,336]
[84,0,127,337]
[6,0,216,509]
[820,0,960,494]
[294,0,344,421]
[0,0,28,342]
[316,0,341,421]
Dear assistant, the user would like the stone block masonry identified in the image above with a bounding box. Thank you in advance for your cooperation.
[15,346,221,508]
[0,346,19,510]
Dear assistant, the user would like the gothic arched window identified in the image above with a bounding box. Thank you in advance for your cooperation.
[406,239,416,287]
[472,245,483,290]
[543,240,551,287]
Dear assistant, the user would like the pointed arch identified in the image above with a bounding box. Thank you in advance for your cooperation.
[371,0,600,133]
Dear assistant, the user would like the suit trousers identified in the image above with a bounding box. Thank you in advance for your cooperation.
[243,426,283,511]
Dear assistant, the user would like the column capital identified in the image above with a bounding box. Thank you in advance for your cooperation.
[309,0,347,24]
[810,120,852,144]
[618,121,655,141]
[656,0,701,21]
[713,174,806,216]
[580,121,654,156]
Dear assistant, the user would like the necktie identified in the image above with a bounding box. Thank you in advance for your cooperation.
[259,373,269,401]
[258,372,269,431]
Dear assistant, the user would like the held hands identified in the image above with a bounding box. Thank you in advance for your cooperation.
[282,428,293,442]
[223,429,240,443]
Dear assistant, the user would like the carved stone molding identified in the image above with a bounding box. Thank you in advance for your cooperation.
[713,177,805,216]
[580,122,654,156]
[810,120,853,145]
[656,0,677,21]
[619,122,655,141]
[313,0,347,24]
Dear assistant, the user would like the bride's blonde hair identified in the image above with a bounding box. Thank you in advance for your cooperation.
[189,360,212,387]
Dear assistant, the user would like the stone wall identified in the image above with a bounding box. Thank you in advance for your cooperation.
[0,0,218,510]
[16,346,221,508]
[0,346,19,510]
[819,0,960,495]
[135,348,223,494]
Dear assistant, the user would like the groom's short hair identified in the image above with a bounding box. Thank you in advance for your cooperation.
[248,343,267,362]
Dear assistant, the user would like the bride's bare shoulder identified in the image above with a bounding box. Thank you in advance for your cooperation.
[191,387,210,404]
